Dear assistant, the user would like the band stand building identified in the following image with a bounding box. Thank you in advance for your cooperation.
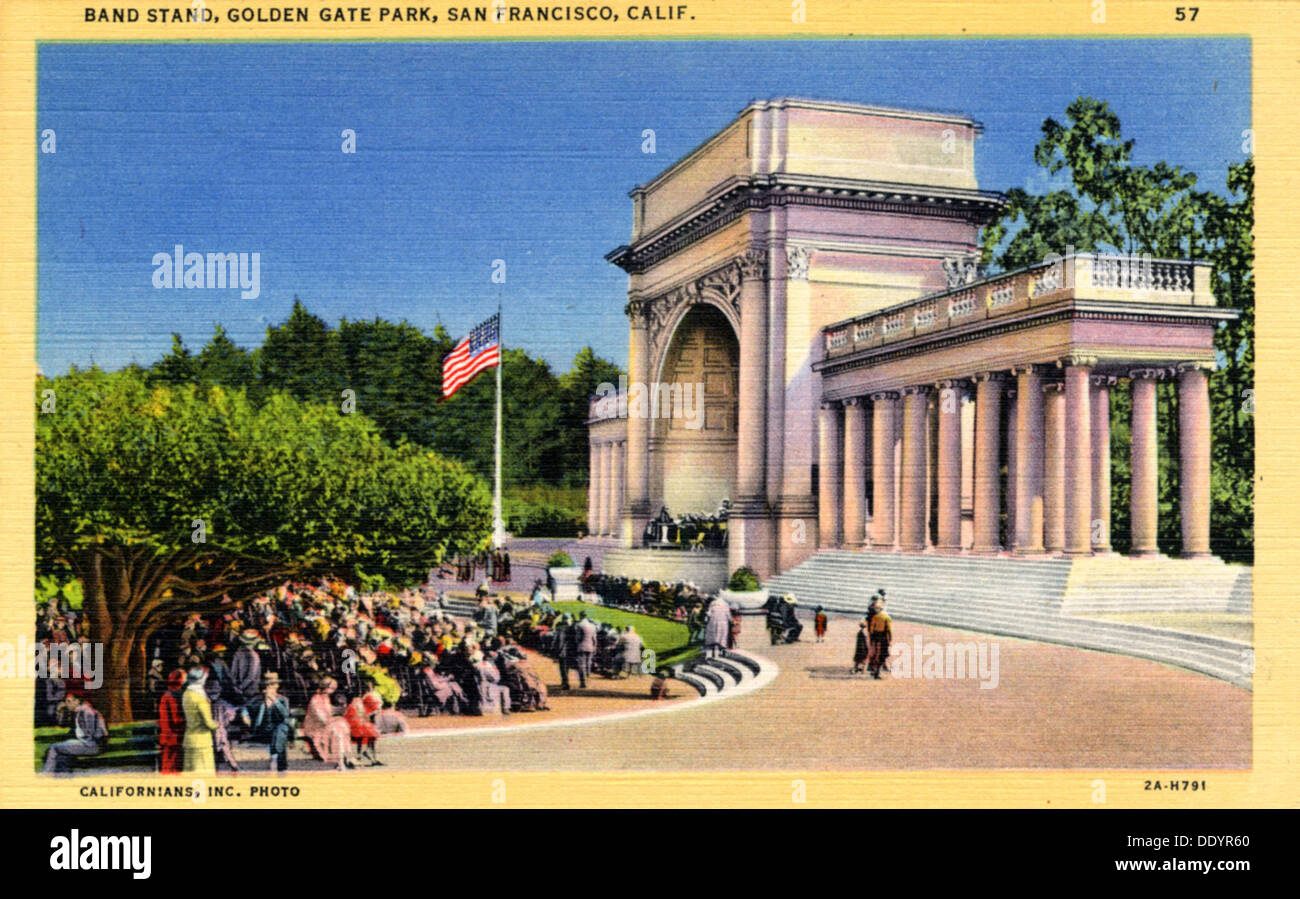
[587,98,1243,611]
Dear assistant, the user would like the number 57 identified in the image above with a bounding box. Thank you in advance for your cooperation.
[1176,6,1199,20]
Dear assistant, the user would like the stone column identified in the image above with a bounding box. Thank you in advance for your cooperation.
[870,392,899,549]
[729,249,774,576]
[1004,387,1017,550]
[623,300,651,545]
[777,245,818,572]
[606,442,621,536]
[588,440,603,537]
[1178,362,1214,558]
[899,386,931,551]
[1013,365,1045,554]
[1063,358,1095,556]
[972,372,1004,553]
[817,401,844,548]
[594,442,609,536]
[935,380,965,552]
[1042,381,1066,554]
[842,397,868,547]
[1089,375,1115,553]
[1129,369,1162,558]
[611,441,626,540]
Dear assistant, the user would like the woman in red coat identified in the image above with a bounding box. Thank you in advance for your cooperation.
[157,669,186,773]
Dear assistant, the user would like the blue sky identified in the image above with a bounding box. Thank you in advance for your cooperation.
[37,38,1250,375]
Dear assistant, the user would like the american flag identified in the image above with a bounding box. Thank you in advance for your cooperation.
[441,313,500,400]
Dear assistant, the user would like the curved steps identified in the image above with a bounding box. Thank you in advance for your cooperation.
[765,551,1252,689]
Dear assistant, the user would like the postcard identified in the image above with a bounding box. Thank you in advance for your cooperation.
[0,2,1294,851]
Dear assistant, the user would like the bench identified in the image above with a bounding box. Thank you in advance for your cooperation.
[35,721,160,772]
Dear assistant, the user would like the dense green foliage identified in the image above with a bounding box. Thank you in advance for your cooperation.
[546,551,576,568]
[37,367,491,719]
[727,567,760,592]
[981,98,1253,561]
[147,300,623,493]
[504,484,588,538]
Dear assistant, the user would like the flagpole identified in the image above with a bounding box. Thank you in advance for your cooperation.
[492,301,505,550]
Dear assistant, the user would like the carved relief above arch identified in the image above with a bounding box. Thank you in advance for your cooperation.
[642,258,746,364]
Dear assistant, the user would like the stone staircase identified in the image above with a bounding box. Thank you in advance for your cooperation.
[667,649,770,697]
[1060,556,1253,615]
[763,551,1252,690]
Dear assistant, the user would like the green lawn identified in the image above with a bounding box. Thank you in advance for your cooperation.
[553,601,698,668]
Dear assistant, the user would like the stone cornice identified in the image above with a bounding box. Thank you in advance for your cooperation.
[607,174,1006,274]
[814,303,1232,378]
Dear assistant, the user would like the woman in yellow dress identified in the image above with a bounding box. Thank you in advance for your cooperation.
[181,666,218,773]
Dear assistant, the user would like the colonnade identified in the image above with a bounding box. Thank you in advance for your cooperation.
[815,359,1214,558]
[586,438,626,538]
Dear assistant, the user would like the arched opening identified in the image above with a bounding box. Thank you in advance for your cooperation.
[650,304,739,517]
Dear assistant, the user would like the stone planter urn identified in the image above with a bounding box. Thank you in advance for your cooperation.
[718,587,769,612]
[547,566,583,603]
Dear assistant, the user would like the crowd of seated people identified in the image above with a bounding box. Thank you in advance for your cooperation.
[34,577,559,774]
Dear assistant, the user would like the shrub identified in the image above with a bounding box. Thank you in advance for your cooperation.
[727,566,760,592]
[546,550,575,568]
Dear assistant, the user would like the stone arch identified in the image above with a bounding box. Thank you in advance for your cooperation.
[648,302,740,517]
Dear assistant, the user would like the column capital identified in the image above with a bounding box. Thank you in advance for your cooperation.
[819,400,840,411]
[1177,360,1216,374]
[869,390,900,402]
[1129,366,1173,381]
[1041,381,1065,394]
[1010,363,1043,376]
[1090,374,1119,388]
[900,384,931,397]
[842,396,864,408]
[934,378,971,391]
[1058,353,1098,369]
[736,247,769,282]
[973,371,1008,383]
[624,298,647,322]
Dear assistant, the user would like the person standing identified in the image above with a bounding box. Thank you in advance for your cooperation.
[554,614,576,690]
[702,595,731,659]
[814,606,829,643]
[182,666,218,774]
[867,599,893,680]
[852,619,870,675]
[616,625,644,678]
[157,669,186,774]
[573,613,598,688]
[727,605,741,650]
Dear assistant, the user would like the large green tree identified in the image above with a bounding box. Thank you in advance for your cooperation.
[982,97,1253,561]
[37,367,491,721]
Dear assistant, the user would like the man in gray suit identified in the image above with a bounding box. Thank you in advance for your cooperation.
[573,612,599,688]
[555,614,576,690]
